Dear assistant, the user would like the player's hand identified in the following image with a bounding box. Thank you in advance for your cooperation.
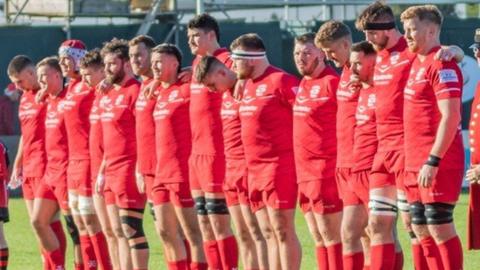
[98,79,113,94]
[466,165,480,184]
[178,67,192,84]
[434,47,456,62]
[417,164,439,188]
[35,89,48,103]
[95,174,105,194]
[145,79,160,99]
[136,173,145,194]
[233,79,246,100]
[8,166,23,189]
[348,74,362,92]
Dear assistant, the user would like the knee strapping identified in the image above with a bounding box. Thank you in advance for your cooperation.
[120,209,149,249]
[194,197,208,216]
[67,192,80,216]
[369,195,398,216]
[409,202,427,225]
[77,196,95,215]
[425,203,454,225]
[64,215,80,245]
[205,198,229,215]
[397,193,410,213]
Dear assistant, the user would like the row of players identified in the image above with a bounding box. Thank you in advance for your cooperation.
[2,1,476,270]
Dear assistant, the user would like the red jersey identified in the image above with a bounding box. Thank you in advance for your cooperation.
[153,81,191,183]
[89,91,103,177]
[336,65,360,168]
[100,78,140,172]
[293,66,339,181]
[404,46,464,171]
[221,91,244,160]
[18,90,47,178]
[0,143,7,181]
[45,90,68,175]
[469,82,480,164]
[374,37,416,152]
[190,48,231,155]
[239,66,299,177]
[62,78,95,160]
[353,86,378,172]
[135,78,157,175]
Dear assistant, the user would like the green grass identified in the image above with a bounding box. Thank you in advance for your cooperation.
[5,193,479,269]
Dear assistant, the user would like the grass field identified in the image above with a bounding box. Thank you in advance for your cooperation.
[4,193,479,269]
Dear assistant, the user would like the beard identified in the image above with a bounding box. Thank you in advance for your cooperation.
[373,35,389,51]
[106,68,126,85]
[299,58,320,76]
[237,65,254,80]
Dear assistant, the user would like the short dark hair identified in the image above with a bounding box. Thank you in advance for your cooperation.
[230,33,266,51]
[315,20,352,47]
[36,56,62,74]
[188,13,220,41]
[351,41,376,56]
[356,1,395,31]
[194,56,223,83]
[129,35,156,49]
[80,48,103,69]
[101,38,130,61]
[151,43,183,72]
[401,5,443,27]
[295,32,316,45]
[7,55,35,76]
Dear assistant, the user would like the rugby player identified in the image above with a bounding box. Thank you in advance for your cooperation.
[0,141,9,269]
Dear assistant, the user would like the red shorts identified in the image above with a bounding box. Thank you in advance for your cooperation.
[298,177,343,214]
[144,174,155,202]
[152,182,194,207]
[22,176,42,200]
[370,151,405,190]
[189,154,225,193]
[224,159,249,207]
[105,162,146,209]
[336,168,370,207]
[404,169,463,204]
[248,163,297,213]
[67,159,92,196]
[36,182,69,211]
[0,181,8,208]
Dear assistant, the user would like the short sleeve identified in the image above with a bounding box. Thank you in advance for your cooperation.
[278,74,300,106]
[431,61,462,100]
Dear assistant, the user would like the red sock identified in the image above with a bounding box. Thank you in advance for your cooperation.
[184,239,192,265]
[50,220,67,255]
[412,243,429,270]
[437,236,463,270]
[167,260,189,270]
[420,236,444,270]
[0,248,8,270]
[190,262,208,270]
[79,235,97,269]
[42,249,52,270]
[344,252,364,270]
[327,243,343,270]
[46,248,65,270]
[370,243,395,270]
[217,236,239,269]
[394,251,403,270]
[315,246,328,270]
[90,232,112,270]
[203,240,221,269]
[75,263,84,270]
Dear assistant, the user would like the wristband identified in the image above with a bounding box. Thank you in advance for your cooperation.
[425,155,441,167]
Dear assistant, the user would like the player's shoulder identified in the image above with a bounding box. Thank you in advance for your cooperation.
[269,66,299,85]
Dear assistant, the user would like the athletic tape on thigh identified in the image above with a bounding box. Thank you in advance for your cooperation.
[64,215,80,244]
[369,195,398,216]
[67,192,80,215]
[120,209,149,249]
[77,196,95,215]
[194,197,208,216]
[409,202,427,225]
[397,193,410,212]
[425,203,455,225]
[205,198,229,215]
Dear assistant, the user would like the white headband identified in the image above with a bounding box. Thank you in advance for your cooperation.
[231,50,266,59]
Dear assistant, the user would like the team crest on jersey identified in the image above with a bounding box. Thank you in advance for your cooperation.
[376,56,382,63]
[100,96,113,111]
[66,93,73,100]
[255,84,267,96]
[115,95,124,106]
[438,69,459,83]
[168,90,179,102]
[310,85,320,98]
[74,83,83,94]
[367,94,376,108]
[390,52,400,65]
[224,101,233,108]
[21,102,33,110]
[415,67,426,81]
